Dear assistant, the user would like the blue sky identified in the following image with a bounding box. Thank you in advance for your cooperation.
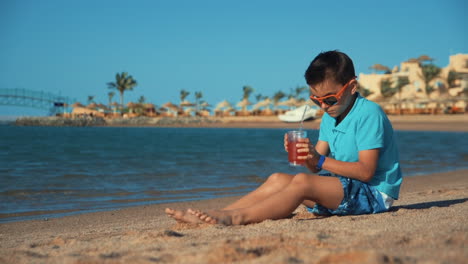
[1,0,467,116]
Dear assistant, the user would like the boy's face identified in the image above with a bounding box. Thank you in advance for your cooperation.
[309,78,357,118]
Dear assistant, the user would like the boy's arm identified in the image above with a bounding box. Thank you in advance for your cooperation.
[314,140,329,157]
[304,140,329,173]
[320,149,379,182]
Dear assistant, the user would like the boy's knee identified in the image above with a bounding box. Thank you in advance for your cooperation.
[293,173,309,181]
[268,172,292,185]
[291,173,316,187]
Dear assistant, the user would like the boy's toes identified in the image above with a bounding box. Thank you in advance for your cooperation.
[165,208,175,216]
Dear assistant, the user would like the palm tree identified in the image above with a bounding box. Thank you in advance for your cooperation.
[295,86,308,101]
[138,95,146,104]
[194,91,203,112]
[394,76,409,114]
[180,89,190,102]
[87,95,95,104]
[108,91,115,106]
[447,71,460,88]
[242,85,254,100]
[380,79,395,98]
[255,93,263,102]
[420,64,441,95]
[357,81,373,98]
[107,72,137,109]
[272,91,286,111]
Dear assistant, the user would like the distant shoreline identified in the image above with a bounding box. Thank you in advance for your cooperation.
[10,114,468,132]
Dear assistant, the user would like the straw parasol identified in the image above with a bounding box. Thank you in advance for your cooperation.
[127,102,137,108]
[252,98,272,110]
[72,102,83,108]
[184,107,195,113]
[200,102,211,109]
[180,100,195,107]
[97,103,109,110]
[215,100,232,110]
[162,102,179,111]
[87,103,98,109]
[144,103,155,109]
[236,98,252,108]
[277,97,299,108]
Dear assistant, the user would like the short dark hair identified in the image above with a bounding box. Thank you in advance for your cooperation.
[304,50,356,86]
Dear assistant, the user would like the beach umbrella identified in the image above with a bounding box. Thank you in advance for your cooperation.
[87,103,98,109]
[162,102,179,111]
[180,100,195,107]
[200,102,211,108]
[252,98,272,110]
[144,103,155,109]
[127,102,137,108]
[97,103,109,109]
[72,102,83,108]
[184,107,195,113]
[236,98,252,108]
[277,97,299,107]
[215,100,232,110]
[369,64,391,72]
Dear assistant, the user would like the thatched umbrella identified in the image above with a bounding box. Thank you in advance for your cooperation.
[97,103,109,110]
[72,102,83,108]
[252,98,272,110]
[87,103,98,109]
[180,100,195,107]
[236,98,252,109]
[144,103,155,109]
[215,100,232,111]
[200,101,211,109]
[277,97,299,108]
[162,102,179,110]
[162,102,180,116]
[184,107,195,114]
[369,64,391,72]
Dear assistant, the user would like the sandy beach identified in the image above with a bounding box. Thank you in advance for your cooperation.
[110,114,468,132]
[1,168,467,264]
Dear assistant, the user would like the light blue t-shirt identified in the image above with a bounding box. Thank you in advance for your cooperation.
[319,93,402,199]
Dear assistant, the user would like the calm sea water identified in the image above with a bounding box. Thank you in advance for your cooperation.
[1,125,467,223]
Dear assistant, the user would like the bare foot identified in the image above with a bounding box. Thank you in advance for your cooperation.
[188,208,239,225]
[165,208,205,224]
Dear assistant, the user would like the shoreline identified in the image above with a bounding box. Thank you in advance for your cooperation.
[12,114,468,132]
[1,169,467,263]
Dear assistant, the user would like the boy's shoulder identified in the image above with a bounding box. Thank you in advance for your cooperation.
[356,95,386,117]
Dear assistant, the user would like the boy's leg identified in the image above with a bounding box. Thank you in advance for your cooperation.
[165,172,294,223]
[222,172,294,210]
[192,173,343,225]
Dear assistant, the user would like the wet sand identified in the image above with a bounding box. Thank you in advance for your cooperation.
[1,169,467,263]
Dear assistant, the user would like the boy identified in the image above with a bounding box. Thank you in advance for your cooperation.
[166,50,402,225]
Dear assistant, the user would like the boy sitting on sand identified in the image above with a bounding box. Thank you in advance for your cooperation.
[166,50,402,225]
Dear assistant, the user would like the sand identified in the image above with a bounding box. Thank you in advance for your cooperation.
[1,169,467,264]
[121,114,468,132]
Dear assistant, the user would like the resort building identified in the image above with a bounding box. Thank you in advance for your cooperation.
[358,53,468,114]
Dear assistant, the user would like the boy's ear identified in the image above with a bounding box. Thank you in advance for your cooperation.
[350,80,358,94]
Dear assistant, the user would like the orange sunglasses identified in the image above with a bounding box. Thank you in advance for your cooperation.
[309,77,357,106]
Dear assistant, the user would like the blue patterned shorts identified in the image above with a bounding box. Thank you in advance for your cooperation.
[307,175,388,216]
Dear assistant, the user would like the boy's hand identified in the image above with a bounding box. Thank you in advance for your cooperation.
[296,138,322,172]
[284,133,288,152]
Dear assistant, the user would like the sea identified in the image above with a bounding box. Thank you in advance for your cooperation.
[1,125,467,223]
